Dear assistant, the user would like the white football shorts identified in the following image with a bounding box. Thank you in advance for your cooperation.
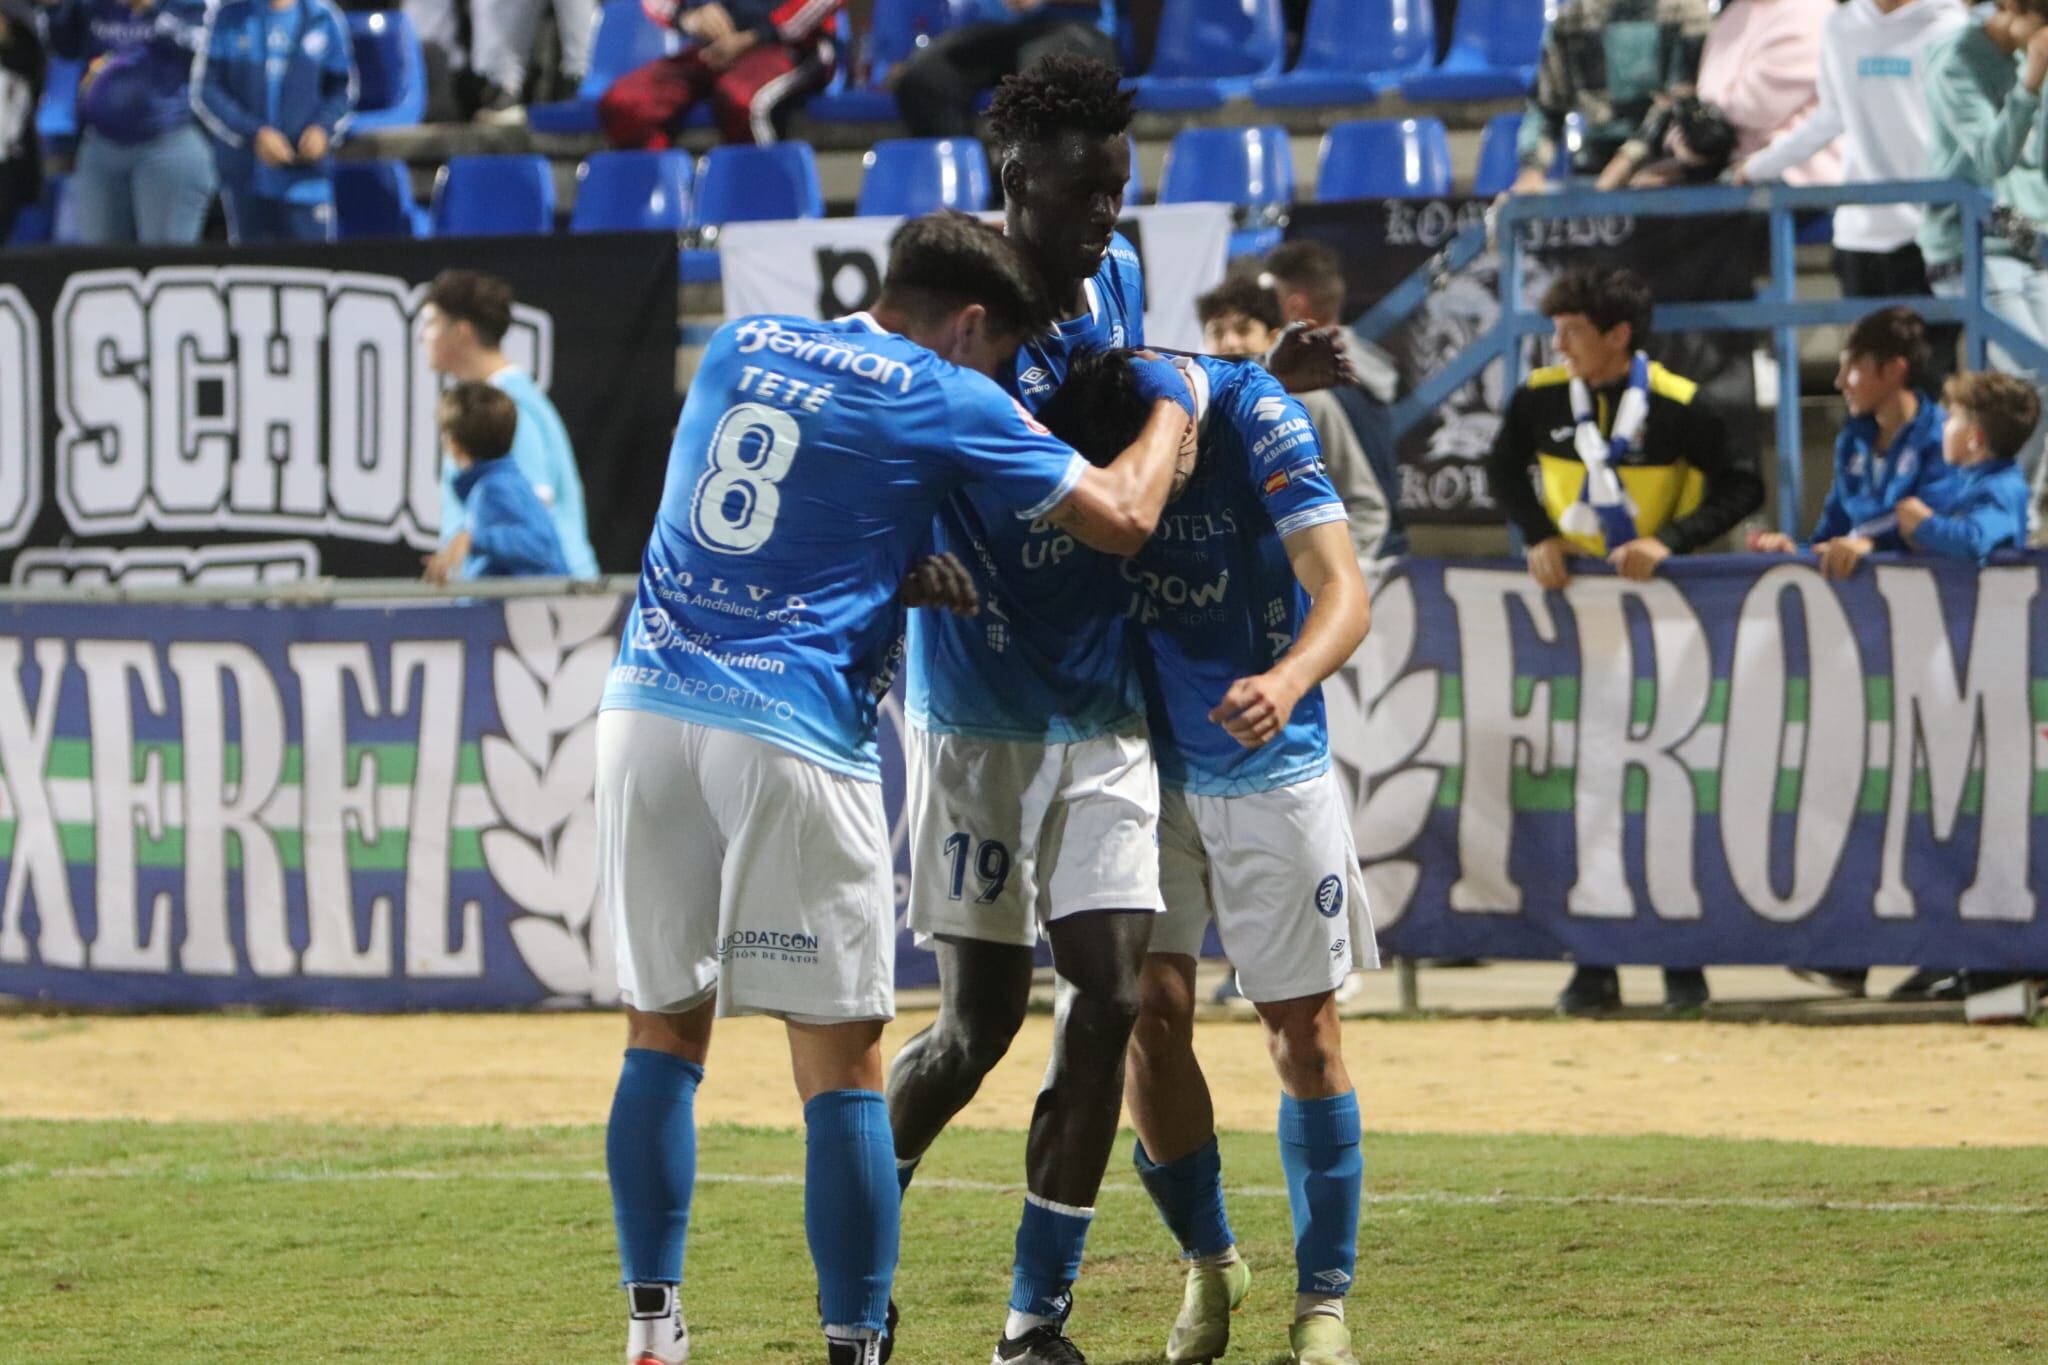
[1148,767,1379,1003]
[904,723,1163,947]
[596,708,896,1022]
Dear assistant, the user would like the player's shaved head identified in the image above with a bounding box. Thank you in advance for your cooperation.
[879,212,1052,343]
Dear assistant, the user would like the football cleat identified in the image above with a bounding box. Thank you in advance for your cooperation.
[1165,1256,1251,1364]
[1288,1314,1360,1365]
[625,1283,687,1365]
[992,1321,1088,1364]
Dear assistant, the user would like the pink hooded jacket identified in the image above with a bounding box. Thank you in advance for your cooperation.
[1699,0,1843,184]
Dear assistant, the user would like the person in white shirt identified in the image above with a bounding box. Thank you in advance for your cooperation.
[1736,0,1968,304]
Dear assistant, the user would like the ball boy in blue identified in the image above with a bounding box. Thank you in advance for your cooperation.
[593,214,1189,1365]
[1042,348,1375,1365]
[1899,370,2040,563]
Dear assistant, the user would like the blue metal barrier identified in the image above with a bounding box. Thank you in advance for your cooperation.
[1354,181,2048,534]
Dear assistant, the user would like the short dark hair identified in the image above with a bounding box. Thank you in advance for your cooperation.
[1844,306,1932,388]
[1540,265,1656,348]
[425,270,515,347]
[1944,370,2042,461]
[878,211,1053,341]
[1036,347,1153,467]
[987,51,1132,158]
[439,381,519,462]
[1197,276,1283,331]
[1262,240,1348,317]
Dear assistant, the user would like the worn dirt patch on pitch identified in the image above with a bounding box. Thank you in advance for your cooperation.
[4,1010,2043,1146]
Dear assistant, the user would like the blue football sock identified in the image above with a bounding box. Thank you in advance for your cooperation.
[605,1048,703,1285]
[1007,1193,1093,1321]
[896,1156,920,1195]
[1133,1136,1236,1260]
[804,1090,899,1334]
[1278,1091,1362,1297]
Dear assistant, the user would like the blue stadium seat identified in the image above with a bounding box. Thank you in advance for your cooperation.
[1400,0,1556,103]
[1473,110,1524,196]
[529,0,680,135]
[1128,0,1286,112]
[334,159,428,239]
[348,11,428,133]
[571,149,693,232]
[1315,118,1452,202]
[1158,126,1293,259]
[430,155,556,237]
[683,142,825,282]
[808,0,955,123]
[1252,0,1435,107]
[856,137,991,216]
[7,174,74,247]
[37,57,81,152]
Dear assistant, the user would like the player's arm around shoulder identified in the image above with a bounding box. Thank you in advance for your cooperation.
[1043,396,1190,556]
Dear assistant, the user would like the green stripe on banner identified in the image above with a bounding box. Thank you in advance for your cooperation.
[1440,675,1463,719]
[16,741,486,786]
[0,822,490,872]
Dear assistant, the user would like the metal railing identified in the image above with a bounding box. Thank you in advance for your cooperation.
[1352,180,2048,534]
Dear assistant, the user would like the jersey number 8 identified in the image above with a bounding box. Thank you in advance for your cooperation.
[690,402,799,555]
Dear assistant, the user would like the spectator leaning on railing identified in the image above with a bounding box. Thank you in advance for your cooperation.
[892,0,1116,140]
[600,0,842,148]
[0,0,43,242]
[1919,0,2048,486]
[1486,264,1764,1017]
[1735,0,1967,310]
[1513,0,1713,192]
[192,0,357,244]
[38,0,215,244]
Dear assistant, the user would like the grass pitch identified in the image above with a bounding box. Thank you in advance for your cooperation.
[2,1120,2044,1363]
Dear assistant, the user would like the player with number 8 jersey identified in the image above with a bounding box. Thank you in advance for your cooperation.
[591,214,1190,1365]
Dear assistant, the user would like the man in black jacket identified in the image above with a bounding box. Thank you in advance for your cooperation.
[1485,264,1765,1016]
[0,0,42,242]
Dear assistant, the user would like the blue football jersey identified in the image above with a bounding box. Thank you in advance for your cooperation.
[1131,356,1348,797]
[601,313,1088,780]
[907,234,1150,741]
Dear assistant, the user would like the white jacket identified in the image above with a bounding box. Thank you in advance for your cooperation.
[1742,0,1968,251]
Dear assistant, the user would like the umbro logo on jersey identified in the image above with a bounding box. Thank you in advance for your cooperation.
[1019,365,1050,388]
[1253,396,1289,424]
[1314,875,1344,918]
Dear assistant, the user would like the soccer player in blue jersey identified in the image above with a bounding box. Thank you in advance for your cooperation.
[883,54,1161,1365]
[593,213,1191,1365]
[1042,347,1375,1365]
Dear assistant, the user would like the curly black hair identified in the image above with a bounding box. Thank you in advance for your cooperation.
[987,51,1133,156]
[1036,347,1153,467]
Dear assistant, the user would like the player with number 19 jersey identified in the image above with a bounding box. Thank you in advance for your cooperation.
[907,234,1148,741]
[603,313,1086,782]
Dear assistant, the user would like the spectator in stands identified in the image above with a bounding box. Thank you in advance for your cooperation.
[1199,276,1393,565]
[1735,0,1968,310]
[472,0,593,123]
[1920,0,2048,483]
[40,0,216,244]
[1487,264,1763,1017]
[424,382,570,582]
[1512,0,1714,191]
[891,0,1115,139]
[421,270,602,579]
[1261,239,1407,556]
[0,0,43,242]
[192,0,357,244]
[1900,369,2039,561]
[1753,307,1952,582]
[1598,0,1842,189]
[599,0,841,147]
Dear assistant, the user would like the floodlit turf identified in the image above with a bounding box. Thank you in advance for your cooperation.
[2,1121,2044,1363]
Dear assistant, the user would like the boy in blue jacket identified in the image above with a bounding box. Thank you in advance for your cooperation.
[425,382,570,581]
[1753,307,1954,579]
[192,0,354,243]
[1898,370,2040,562]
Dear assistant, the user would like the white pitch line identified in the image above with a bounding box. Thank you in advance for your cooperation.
[3,1164,2042,1218]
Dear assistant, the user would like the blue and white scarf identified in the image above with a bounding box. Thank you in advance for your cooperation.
[1557,351,1649,551]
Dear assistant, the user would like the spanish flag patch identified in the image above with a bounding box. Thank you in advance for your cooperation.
[1262,469,1291,495]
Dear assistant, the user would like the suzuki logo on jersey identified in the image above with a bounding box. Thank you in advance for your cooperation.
[1314,875,1344,918]
[1251,417,1315,461]
[1253,396,1289,424]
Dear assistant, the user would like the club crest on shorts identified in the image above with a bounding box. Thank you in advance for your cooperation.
[1314,874,1344,918]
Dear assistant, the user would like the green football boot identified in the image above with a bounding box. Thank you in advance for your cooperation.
[1288,1313,1360,1365]
[1164,1255,1251,1364]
